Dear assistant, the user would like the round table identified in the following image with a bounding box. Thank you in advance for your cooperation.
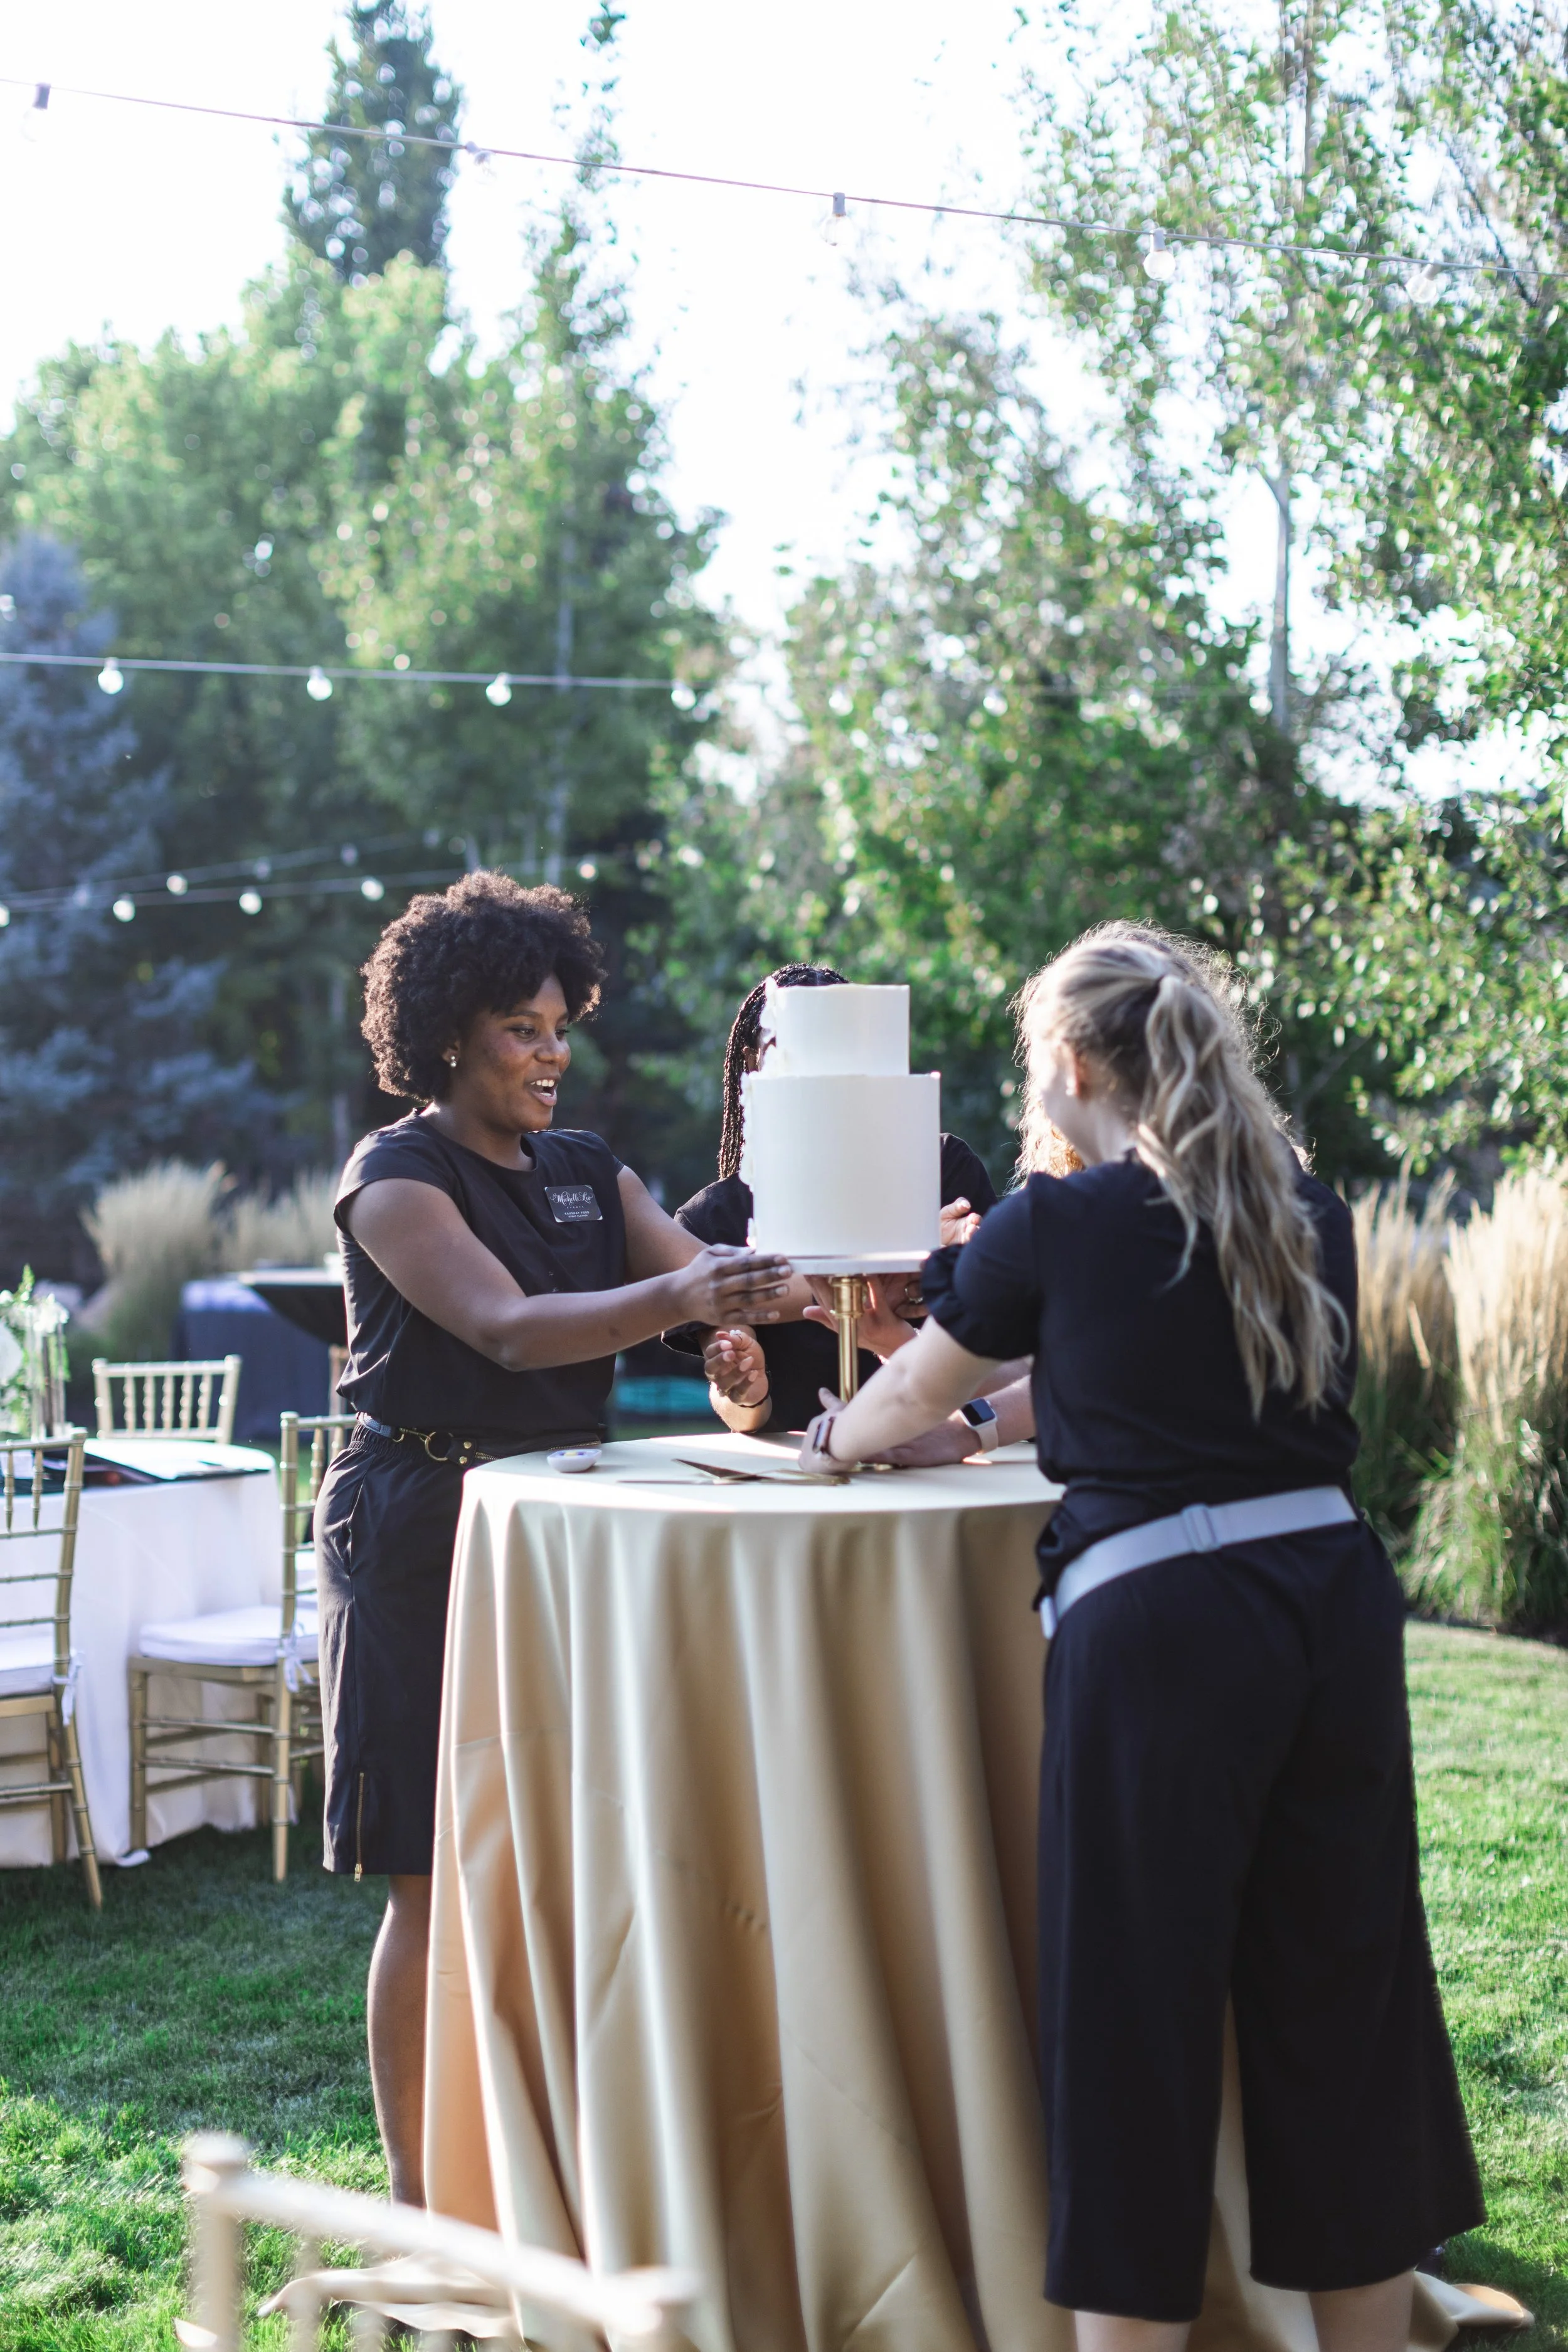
[0,1442,280,1865]
[423,1434,1467,2352]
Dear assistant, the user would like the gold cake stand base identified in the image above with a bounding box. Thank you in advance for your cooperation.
[829,1274,872,1401]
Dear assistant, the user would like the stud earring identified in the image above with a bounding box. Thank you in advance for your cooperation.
[445,1052,458,1068]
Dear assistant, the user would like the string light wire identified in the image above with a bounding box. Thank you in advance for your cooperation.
[0,73,1500,284]
[0,649,682,692]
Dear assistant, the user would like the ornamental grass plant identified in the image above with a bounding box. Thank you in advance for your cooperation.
[221,1172,337,1273]
[1350,1170,1457,1545]
[78,1162,337,1363]
[80,1161,229,1364]
[1409,1165,1568,1631]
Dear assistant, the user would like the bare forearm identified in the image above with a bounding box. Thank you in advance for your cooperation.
[832,1323,998,1459]
[477,1272,691,1370]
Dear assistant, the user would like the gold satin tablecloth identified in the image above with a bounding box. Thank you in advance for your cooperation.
[425,1434,1461,2352]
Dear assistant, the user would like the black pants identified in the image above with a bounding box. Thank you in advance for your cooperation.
[315,1429,466,1877]
[1039,1521,1483,2321]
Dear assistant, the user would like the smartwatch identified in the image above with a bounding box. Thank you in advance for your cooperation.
[959,1397,1000,1452]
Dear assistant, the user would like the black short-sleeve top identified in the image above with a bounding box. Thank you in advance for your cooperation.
[334,1114,626,1449]
[922,1156,1360,1586]
[669,1133,999,1433]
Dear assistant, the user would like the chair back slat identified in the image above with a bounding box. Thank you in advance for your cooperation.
[0,1434,85,1673]
[278,1412,355,1636]
[93,1358,241,1445]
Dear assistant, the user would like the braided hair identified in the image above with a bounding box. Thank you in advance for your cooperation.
[718,963,847,1179]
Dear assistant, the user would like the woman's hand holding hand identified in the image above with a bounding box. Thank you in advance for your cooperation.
[802,1273,923,1356]
[704,1327,769,1406]
[940,1196,982,1248]
[670,1245,793,1330]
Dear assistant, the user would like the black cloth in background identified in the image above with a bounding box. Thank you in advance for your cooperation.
[333,1113,624,1449]
[670,1132,999,1432]
[921,1155,1360,1591]
[174,1279,332,1441]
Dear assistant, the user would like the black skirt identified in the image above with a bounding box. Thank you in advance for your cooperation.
[314,1428,467,1877]
[1037,1518,1483,2321]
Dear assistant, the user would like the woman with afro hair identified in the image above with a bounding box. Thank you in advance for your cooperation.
[320,871,792,2206]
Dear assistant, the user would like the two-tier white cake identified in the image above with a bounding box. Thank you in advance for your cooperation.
[739,981,940,1270]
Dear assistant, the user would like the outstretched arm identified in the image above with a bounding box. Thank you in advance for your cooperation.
[346,1174,792,1371]
[798,1318,1002,1467]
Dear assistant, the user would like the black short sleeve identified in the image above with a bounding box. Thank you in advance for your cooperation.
[922,1190,1041,1360]
[336,1120,458,1227]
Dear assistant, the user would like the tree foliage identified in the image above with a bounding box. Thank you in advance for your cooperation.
[0,541,274,1277]
[657,310,1379,1178]
[284,3,462,282]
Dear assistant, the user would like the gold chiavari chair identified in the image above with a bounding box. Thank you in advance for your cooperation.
[181,2132,700,2350]
[93,1356,242,1445]
[128,1412,354,1880]
[0,1431,102,1907]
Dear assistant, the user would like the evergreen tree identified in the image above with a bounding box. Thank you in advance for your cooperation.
[285,4,461,283]
[0,538,277,1280]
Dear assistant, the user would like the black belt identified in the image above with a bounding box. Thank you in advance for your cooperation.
[356,1415,509,1468]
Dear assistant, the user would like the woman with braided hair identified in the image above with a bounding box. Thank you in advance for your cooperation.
[669,963,1001,1431]
[798,921,1481,2348]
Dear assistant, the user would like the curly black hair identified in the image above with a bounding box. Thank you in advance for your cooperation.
[361,871,606,1102]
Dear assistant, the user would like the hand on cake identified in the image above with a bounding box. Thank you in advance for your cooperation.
[704,1327,770,1407]
[671,1245,794,1329]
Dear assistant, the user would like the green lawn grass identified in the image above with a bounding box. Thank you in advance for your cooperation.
[0,1624,1562,2348]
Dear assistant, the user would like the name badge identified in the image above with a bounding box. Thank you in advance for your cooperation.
[546,1184,603,1224]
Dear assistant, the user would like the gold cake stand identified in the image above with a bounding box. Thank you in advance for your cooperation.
[789,1254,929,1402]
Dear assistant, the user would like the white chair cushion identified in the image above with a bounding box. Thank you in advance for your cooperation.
[0,1629,55,1699]
[137,1604,318,1667]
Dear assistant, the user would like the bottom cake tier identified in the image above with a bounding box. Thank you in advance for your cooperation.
[740,1071,941,1263]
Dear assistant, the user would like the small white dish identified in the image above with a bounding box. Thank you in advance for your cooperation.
[548,1446,601,1475]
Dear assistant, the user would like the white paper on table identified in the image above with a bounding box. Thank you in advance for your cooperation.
[85,1439,275,1481]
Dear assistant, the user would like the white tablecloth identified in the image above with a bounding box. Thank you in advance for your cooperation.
[0,1445,280,1865]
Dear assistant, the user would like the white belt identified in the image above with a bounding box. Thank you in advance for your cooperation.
[1039,1485,1357,1638]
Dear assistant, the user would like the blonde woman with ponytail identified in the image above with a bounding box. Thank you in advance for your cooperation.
[802,923,1481,2352]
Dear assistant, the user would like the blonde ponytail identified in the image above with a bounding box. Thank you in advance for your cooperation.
[1014,923,1347,1415]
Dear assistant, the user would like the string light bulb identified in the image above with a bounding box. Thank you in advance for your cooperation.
[670,683,696,711]
[166,873,188,895]
[360,876,385,901]
[0,905,9,928]
[1142,226,1177,283]
[20,83,49,143]
[97,659,124,694]
[485,673,512,706]
[1406,263,1446,307]
[112,898,135,923]
[822,190,848,247]
[238,889,263,914]
[306,666,333,700]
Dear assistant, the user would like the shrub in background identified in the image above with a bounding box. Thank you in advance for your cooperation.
[1350,1171,1457,1546]
[222,1173,337,1273]
[80,1162,228,1365]
[1409,1165,1568,1631]
[78,1162,336,1363]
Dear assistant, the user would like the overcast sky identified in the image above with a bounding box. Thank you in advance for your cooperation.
[2,1,1523,799]
[5,2,1042,638]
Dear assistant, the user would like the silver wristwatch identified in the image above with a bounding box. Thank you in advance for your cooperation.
[960,1397,1000,1452]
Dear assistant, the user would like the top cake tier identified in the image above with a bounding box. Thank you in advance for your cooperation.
[760,980,909,1076]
